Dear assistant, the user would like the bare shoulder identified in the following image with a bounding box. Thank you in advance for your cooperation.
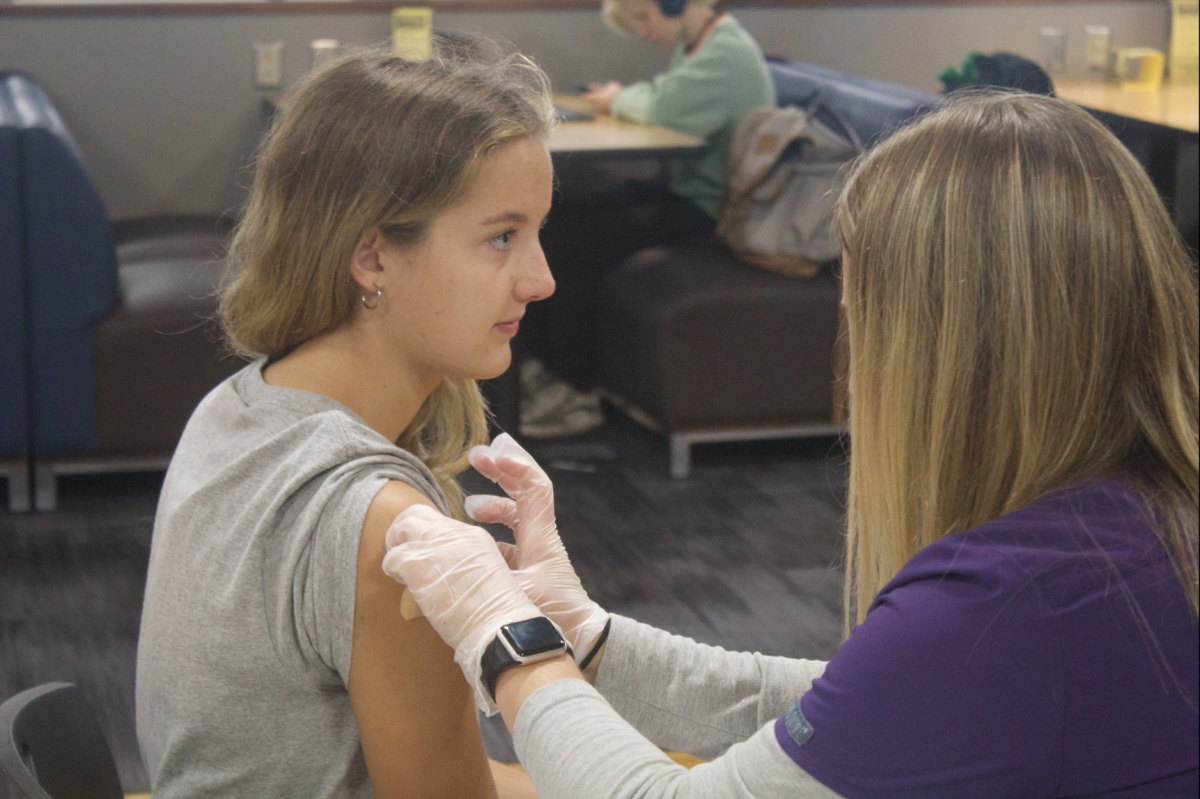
[356,479,437,621]
[352,478,440,644]
[366,478,440,530]
[349,479,496,797]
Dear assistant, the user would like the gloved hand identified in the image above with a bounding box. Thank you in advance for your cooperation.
[381,504,551,715]
[465,434,611,667]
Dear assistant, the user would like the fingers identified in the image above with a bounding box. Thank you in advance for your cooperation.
[495,541,519,568]
[464,494,520,528]
[469,435,551,493]
[472,456,552,506]
[381,538,447,590]
[383,504,520,590]
[383,503,447,550]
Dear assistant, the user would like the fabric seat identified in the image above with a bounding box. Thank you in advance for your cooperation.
[599,244,845,478]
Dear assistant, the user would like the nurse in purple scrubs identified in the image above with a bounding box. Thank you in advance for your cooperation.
[382,91,1199,799]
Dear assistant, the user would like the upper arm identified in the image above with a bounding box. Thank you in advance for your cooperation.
[631,44,750,138]
[348,479,498,799]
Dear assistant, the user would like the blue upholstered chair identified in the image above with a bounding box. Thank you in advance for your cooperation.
[1,72,244,511]
[0,76,32,511]
[765,58,939,149]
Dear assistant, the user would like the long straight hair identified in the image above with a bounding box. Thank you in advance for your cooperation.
[834,91,1199,629]
[220,42,555,514]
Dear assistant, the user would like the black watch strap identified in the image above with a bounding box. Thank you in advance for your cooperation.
[480,617,571,700]
[481,636,520,700]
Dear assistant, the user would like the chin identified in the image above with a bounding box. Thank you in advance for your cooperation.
[468,350,514,382]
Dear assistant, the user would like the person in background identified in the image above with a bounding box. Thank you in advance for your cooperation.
[520,0,775,437]
[384,91,1199,797]
[135,43,553,799]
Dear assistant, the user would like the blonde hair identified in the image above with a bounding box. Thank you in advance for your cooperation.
[601,0,718,35]
[834,91,1199,629]
[220,41,555,515]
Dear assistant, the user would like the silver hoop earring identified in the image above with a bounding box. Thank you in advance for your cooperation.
[361,285,382,310]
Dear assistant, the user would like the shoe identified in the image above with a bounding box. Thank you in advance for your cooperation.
[520,359,605,438]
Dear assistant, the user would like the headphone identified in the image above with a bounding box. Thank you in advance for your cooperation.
[659,0,686,17]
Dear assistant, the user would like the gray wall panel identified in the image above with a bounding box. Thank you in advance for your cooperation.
[0,3,1170,220]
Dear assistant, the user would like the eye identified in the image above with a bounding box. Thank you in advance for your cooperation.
[490,230,515,251]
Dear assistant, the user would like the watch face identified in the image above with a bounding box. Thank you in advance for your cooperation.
[502,617,565,658]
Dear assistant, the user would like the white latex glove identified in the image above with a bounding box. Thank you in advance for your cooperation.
[381,504,550,715]
[465,433,611,667]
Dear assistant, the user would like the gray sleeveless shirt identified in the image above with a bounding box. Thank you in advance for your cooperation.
[136,361,448,798]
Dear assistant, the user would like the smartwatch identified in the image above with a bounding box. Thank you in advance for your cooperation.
[480,617,572,700]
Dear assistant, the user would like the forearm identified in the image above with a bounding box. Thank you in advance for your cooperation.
[593,616,826,759]
[506,676,844,799]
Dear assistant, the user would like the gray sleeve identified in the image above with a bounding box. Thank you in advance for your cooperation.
[297,418,451,686]
[594,616,827,760]
[514,679,845,799]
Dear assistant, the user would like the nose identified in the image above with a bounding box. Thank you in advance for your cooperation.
[516,243,555,304]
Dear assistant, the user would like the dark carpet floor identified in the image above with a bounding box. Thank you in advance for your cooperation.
[1,407,847,796]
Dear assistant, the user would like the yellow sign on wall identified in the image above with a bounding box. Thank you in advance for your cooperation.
[1171,0,1199,83]
[392,8,433,62]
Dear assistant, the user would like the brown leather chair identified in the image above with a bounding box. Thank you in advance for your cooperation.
[598,243,845,478]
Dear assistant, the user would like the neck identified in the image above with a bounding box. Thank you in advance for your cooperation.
[262,320,435,444]
[681,5,717,49]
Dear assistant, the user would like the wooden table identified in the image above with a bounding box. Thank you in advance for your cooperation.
[1054,78,1199,134]
[547,94,705,159]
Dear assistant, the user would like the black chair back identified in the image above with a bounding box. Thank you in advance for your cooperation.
[0,683,124,799]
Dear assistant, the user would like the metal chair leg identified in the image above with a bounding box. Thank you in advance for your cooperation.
[669,435,691,479]
[34,464,58,512]
[2,463,31,513]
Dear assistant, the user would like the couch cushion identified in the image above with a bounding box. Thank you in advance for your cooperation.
[599,244,842,430]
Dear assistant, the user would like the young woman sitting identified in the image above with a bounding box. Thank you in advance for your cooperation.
[135,43,555,799]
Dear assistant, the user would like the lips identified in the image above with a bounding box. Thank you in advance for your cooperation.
[495,319,521,336]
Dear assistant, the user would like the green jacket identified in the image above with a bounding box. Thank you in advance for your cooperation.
[611,14,776,219]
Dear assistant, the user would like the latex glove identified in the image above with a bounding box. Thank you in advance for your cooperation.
[465,434,610,666]
[381,504,549,715]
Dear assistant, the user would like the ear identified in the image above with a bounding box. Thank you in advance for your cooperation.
[350,228,387,293]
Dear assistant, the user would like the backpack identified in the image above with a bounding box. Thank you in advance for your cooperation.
[717,101,863,278]
[939,51,1055,96]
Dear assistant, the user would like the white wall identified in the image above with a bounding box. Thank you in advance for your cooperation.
[738,3,1169,90]
[0,3,1170,220]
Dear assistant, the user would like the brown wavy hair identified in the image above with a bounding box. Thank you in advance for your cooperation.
[834,91,1199,629]
[220,41,555,514]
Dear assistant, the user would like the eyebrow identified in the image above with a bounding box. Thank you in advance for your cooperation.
[480,211,529,227]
